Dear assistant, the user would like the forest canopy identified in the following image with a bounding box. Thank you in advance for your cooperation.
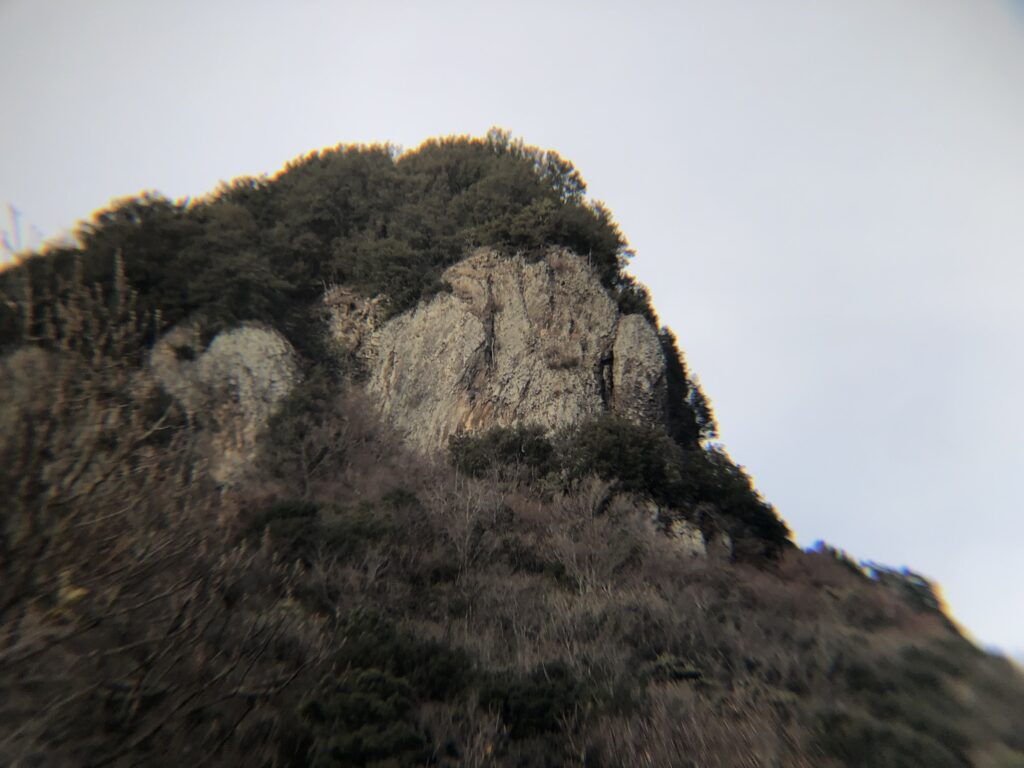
[0,129,639,356]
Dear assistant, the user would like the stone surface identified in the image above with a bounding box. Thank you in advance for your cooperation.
[668,518,708,558]
[150,323,299,485]
[342,248,668,452]
[322,285,387,359]
[612,314,669,425]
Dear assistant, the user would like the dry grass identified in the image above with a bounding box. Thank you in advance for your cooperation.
[543,342,582,370]
[2,268,1023,766]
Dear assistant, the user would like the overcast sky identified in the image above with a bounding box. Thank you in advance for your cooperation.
[2,0,1022,658]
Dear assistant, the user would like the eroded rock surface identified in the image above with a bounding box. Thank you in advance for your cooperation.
[337,248,668,452]
[612,314,669,426]
[322,285,388,358]
[151,323,299,485]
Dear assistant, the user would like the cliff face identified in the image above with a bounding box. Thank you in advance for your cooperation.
[12,136,1023,768]
[330,248,668,452]
[150,248,670,478]
[150,323,299,485]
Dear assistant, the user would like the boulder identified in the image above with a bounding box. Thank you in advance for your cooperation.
[150,323,299,485]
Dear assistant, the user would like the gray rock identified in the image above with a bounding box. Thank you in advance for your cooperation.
[322,285,387,359]
[148,248,672,477]
[341,248,669,452]
[612,314,668,425]
[668,518,708,558]
[150,323,299,485]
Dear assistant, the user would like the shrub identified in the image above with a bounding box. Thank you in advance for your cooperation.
[450,416,791,560]
[288,612,479,766]
[659,327,717,445]
[241,500,391,567]
[479,661,581,739]
[557,414,683,501]
[543,343,581,370]
[298,669,426,767]
[556,416,790,555]
[0,130,631,357]
[813,709,969,768]
[380,486,420,510]
[640,653,703,684]
[449,424,555,481]
[864,563,947,616]
[242,499,321,564]
[678,446,791,555]
[335,611,473,702]
[258,366,350,500]
[808,540,868,579]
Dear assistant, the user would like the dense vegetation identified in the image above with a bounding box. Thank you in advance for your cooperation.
[449,418,789,559]
[2,132,1024,766]
[4,322,1023,764]
[0,129,643,359]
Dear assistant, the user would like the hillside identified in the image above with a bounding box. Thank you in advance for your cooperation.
[1,131,1023,767]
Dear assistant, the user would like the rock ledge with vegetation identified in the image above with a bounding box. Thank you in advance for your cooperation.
[347,247,667,452]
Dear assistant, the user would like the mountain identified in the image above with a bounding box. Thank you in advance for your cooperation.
[1,131,1022,767]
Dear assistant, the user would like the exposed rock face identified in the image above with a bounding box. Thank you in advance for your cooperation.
[322,285,388,358]
[638,499,710,558]
[148,249,669,476]
[150,323,299,485]
[668,518,708,558]
[612,314,669,425]
[335,248,668,452]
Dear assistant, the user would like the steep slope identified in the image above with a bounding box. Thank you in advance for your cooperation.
[1,133,1023,767]
[150,323,300,485]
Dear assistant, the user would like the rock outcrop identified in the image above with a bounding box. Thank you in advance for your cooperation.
[322,285,388,358]
[150,323,299,485]
[330,248,668,452]
[667,518,708,558]
[148,249,670,475]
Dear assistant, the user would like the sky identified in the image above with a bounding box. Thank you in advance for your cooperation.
[2,0,1022,658]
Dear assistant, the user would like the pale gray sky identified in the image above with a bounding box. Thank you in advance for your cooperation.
[2,0,1022,658]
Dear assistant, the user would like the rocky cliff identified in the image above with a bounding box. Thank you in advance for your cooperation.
[150,248,672,482]
[150,323,299,485]
[329,248,669,452]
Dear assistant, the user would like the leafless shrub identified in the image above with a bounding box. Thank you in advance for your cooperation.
[588,683,821,768]
[4,260,1021,764]
[546,249,578,274]
[256,378,412,502]
[543,342,581,370]
[418,700,507,767]
[424,472,509,582]
[0,265,326,765]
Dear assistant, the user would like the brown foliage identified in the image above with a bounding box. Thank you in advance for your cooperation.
[0,269,324,765]
[2,265,1023,766]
